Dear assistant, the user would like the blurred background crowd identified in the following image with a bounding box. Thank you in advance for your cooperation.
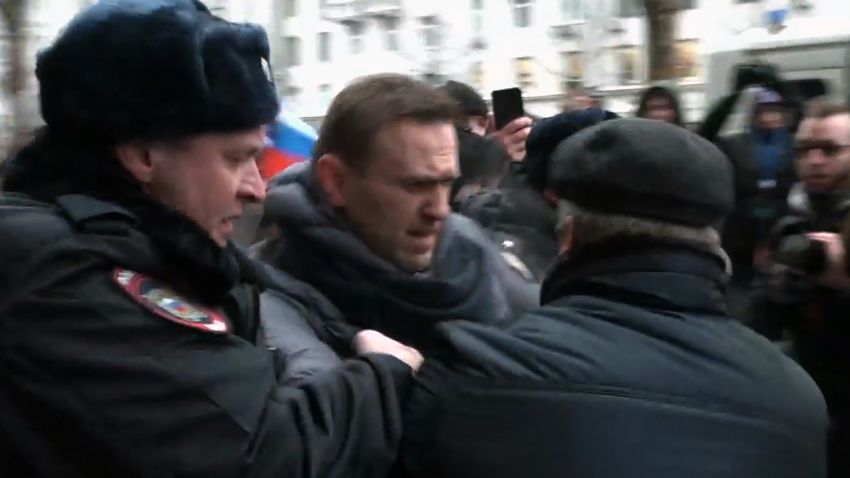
[2,0,850,153]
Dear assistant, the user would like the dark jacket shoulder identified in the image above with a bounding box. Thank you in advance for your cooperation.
[399,248,827,478]
[0,195,75,275]
[256,263,348,383]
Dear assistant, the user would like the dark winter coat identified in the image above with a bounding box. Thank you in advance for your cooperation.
[0,136,412,478]
[719,132,797,265]
[255,163,538,349]
[397,240,828,478]
[458,186,558,282]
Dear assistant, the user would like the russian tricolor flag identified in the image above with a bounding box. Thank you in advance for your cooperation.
[258,107,318,181]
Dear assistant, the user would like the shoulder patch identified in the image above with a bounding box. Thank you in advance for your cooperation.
[112,269,231,334]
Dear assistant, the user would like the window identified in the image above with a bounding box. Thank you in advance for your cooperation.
[675,39,700,78]
[618,0,643,18]
[284,86,301,104]
[319,84,333,106]
[284,37,301,66]
[472,0,485,35]
[561,0,584,21]
[317,32,332,62]
[206,0,226,14]
[562,51,584,81]
[284,0,297,18]
[422,16,441,49]
[382,17,400,51]
[512,0,533,28]
[470,61,485,91]
[423,71,446,86]
[615,46,641,84]
[347,22,364,54]
[513,57,536,91]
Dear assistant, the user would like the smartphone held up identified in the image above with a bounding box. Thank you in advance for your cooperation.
[492,88,525,131]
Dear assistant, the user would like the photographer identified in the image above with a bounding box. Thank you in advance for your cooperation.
[757,100,850,477]
[698,62,803,320]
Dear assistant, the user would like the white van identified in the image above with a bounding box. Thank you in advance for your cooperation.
[705,34,850,106]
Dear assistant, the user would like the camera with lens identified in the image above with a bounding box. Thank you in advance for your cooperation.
[773,233,828,275]
[767,216,827,276]
[770,204,850,277]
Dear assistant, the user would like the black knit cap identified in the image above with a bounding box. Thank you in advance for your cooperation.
[547,118,734,227]
[36,0,279,145]
[525,108,618,192]
[438,80,488,118]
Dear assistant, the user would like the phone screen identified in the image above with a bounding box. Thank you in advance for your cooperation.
[492,88,525,130]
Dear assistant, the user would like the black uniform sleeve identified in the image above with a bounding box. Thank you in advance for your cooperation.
[260,291,344,384]
[0,264,411,478]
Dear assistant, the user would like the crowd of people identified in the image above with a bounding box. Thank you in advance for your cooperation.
[1,1,849,477]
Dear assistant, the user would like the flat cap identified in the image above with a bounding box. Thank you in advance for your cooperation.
[547,118,734,227]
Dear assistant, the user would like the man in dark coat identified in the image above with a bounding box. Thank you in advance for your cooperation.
[459,108,617,281]
[396,119,828,478]
[755,100,850,476]
[718,88,798,319]
[255,74,538,350]
[450,126,510,208]
[438,80,490,136]
[0,2,422,476]
[636,85,685,126]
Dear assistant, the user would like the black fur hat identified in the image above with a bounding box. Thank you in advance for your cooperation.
[36,0,279,145]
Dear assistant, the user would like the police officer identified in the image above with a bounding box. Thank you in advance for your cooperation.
[0,1,421,477]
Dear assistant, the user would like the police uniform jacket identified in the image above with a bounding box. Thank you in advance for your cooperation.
[0,191,412,478]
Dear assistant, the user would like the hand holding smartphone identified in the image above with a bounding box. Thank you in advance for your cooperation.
[491,88,525,131]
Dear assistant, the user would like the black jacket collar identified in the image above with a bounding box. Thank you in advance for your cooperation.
[4,133,244,302]
[541,238,729,317]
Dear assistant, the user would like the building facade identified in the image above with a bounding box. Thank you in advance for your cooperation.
[2,0,849,137]
[0,0,93,143]
[277,0,850,125]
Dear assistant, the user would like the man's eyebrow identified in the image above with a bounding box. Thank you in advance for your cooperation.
[404,172,459,183]
[227,144,264,157]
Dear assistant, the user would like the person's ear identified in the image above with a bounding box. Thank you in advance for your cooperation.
[542,189,560,207]
[558,216,575,256]
[315,154,349,208]
[114,142,155,185]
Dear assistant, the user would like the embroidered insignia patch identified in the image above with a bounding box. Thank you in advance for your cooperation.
[112,269,230,334]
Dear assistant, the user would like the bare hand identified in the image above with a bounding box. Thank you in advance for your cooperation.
[808,232,850,291]
[493,116,532,161]
[353,330,424,372]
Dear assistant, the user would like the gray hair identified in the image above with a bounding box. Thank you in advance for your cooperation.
[556,200,731,272]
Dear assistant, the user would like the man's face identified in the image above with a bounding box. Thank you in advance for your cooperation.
[145,127,267,246]
[574,94,594,109]
[644,97,677,124]
[795,115,850,194]
[337,120,458,272]
[755,105,788,130]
